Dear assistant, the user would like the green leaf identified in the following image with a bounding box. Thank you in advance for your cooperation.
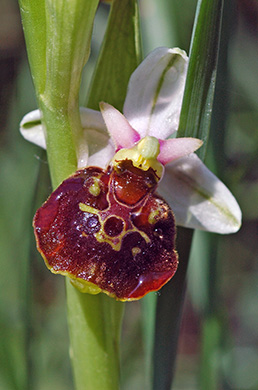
[86,0,142,111]
[153,227,194,390]
[141,0,196,52]
[153,1,224,389]
[199,315,221,390]
[177,0,224,161]
[199,3,232,387]
[141,292,157,388]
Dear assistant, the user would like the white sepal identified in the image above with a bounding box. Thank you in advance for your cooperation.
[159,154,242,234]
[20,109,46,149]
[123,47,188,140]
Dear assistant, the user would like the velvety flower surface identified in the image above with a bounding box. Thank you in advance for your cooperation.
[21,47,242,300]
[33,163,178,301]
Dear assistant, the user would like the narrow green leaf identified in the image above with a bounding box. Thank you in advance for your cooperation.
[141,292,157,388]
[153,227,193,390]
[86,0,142,111]
[153,1,224,389]
[141,0,196,52]
[177,0,224,161]
[199,3,233,387]
[199,315,221,390]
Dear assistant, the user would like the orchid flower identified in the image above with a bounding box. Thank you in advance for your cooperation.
[20,47,241,300]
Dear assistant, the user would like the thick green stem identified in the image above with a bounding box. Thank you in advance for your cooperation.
[19,0,142,388]
[66,281,124,390]
[39,102,79,187]
[19,0,100,187]
[19,1,126,389]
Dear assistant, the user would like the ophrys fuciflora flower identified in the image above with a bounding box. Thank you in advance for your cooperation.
[21,48,241,301]
[33,136,181,300]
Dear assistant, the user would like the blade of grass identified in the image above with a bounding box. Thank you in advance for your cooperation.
[153,1,224,389]
[153,227,193,390]
[141,292,157,388]
[177,0,224,160]
[22,152,51,390]
[200,314,221,390]
[141,0,196,53]
[86,0,142,111]
[199,2,234,388]
[140,2,196,386]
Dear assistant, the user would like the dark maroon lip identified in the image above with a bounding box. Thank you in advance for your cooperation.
[33,164,178,301]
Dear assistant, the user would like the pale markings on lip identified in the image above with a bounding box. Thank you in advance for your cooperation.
[132,247,141,256]
[88,177,101,197]
[79,202,151,251]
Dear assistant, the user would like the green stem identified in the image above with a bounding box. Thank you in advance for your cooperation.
[66,281,124,390]
[39,102,79,187]
[19,1,141,388]
[19,1,126,389]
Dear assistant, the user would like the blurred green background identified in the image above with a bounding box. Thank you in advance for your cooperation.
[0,0,257,389]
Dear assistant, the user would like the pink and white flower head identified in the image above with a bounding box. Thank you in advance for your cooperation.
[20,47,242,235]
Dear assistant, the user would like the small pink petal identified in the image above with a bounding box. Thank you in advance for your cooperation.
[158,138,203,165]
[100,102,140,150]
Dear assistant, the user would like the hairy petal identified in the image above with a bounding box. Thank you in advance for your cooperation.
[158,138,203,165]
[123,47,188,139]
[100,102,140,150]
[159,154,242,234]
